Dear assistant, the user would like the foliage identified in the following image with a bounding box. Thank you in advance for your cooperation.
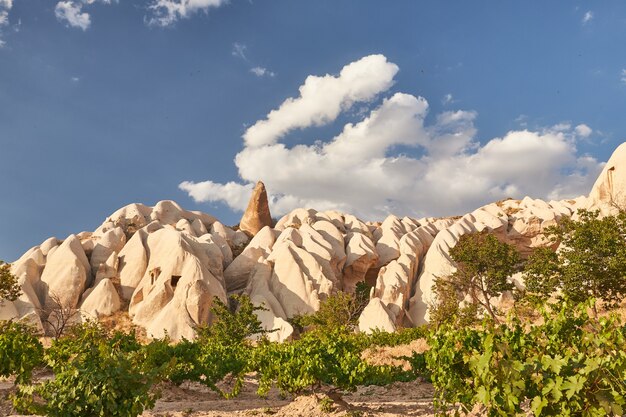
[432,232,520,324]
[292,282,370,331]
[0,320,43,384]
[426,302,626,416]
[524,209,626,315]
[253,326,409,396]
[170,295,267,398]
[359,326,428,348]
[14,321,170,417]
[429,276,480,328]
[0,261,21,302]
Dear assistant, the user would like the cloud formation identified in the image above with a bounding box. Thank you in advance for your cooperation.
[0,0,12,46]
[575,123,592,137]
[243,54,399,147]
[582,11,593,24]
[55,1,91,30]
[232,42,247,60]
[147,0,228,26]
[250,66,275,77]
[54,0,114,30]
[180,55,603,220]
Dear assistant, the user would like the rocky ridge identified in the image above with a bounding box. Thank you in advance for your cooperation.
[5,144,626,341]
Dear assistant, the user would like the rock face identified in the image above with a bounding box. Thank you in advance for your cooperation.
[588,142,626,213]
[239,181,273,237]
[7,142,626,340]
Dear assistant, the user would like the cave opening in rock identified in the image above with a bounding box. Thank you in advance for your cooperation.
[171,275,181,289]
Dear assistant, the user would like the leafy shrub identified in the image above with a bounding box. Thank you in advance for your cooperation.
[0,261,21,302]
[292,283,370,332]
[170,295,266,397]
[361,326,428,347]
[14,322,169,417]
[253,326,406,396]
[0,320,43,384]
[426,302,626,416]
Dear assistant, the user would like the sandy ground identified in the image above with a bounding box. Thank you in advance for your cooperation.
[1,377,437,417]
[145,378,436,417]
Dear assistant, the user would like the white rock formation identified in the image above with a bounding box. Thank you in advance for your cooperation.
[9,145,626,341]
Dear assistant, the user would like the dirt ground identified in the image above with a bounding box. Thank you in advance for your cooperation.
[0,338,439,417]
[1,377,437,417]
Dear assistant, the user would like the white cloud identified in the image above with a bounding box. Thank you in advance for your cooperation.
[147,0,228,26]
[250,66,275,77]
[54,0,115,31]
[442,93,455,105]
[232,42,247,60]
[621,69,626,85]
[55,1,91,30]
[582,11,593,24]
[243,54,399,148]
[575,123,592,137]
[180,55,604,220]
[0,0,12,47]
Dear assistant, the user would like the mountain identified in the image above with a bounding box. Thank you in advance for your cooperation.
[4,143,625,341]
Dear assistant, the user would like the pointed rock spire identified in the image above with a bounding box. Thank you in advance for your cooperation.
[239,181,273,237]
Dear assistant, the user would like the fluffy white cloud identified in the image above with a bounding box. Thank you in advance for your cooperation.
[55,1,91,30]
[250,66,275,77]
[0,0,12,47]
[54,0,114,31]
[575,123,592,137]
[582,11,593,24]
[180,55,603,220]
[147,0,228,26]
[243,54,399,148]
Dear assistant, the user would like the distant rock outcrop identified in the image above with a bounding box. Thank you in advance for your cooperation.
[239,181,273,237]
[6,143,626,340]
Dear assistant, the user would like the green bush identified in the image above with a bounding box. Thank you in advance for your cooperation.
[0,320,43,384]
[426,302,626,416]
[361,326,428,347]
[253,326,408,396]
[292,283,370,332]
[0,261,21,302]
[14,322,169,417]
[170,295,267,398]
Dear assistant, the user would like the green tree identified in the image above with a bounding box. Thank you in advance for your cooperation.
[291,282,370,331]
[432,232,521,323]
[0,261,21,302]
[524,209,626,316]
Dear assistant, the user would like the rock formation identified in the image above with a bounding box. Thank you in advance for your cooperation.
[239,181,273,237]
[5,143,626,340]
[587,142,626,214]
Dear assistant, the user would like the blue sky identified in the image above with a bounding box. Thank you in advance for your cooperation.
[1,1,626,261]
